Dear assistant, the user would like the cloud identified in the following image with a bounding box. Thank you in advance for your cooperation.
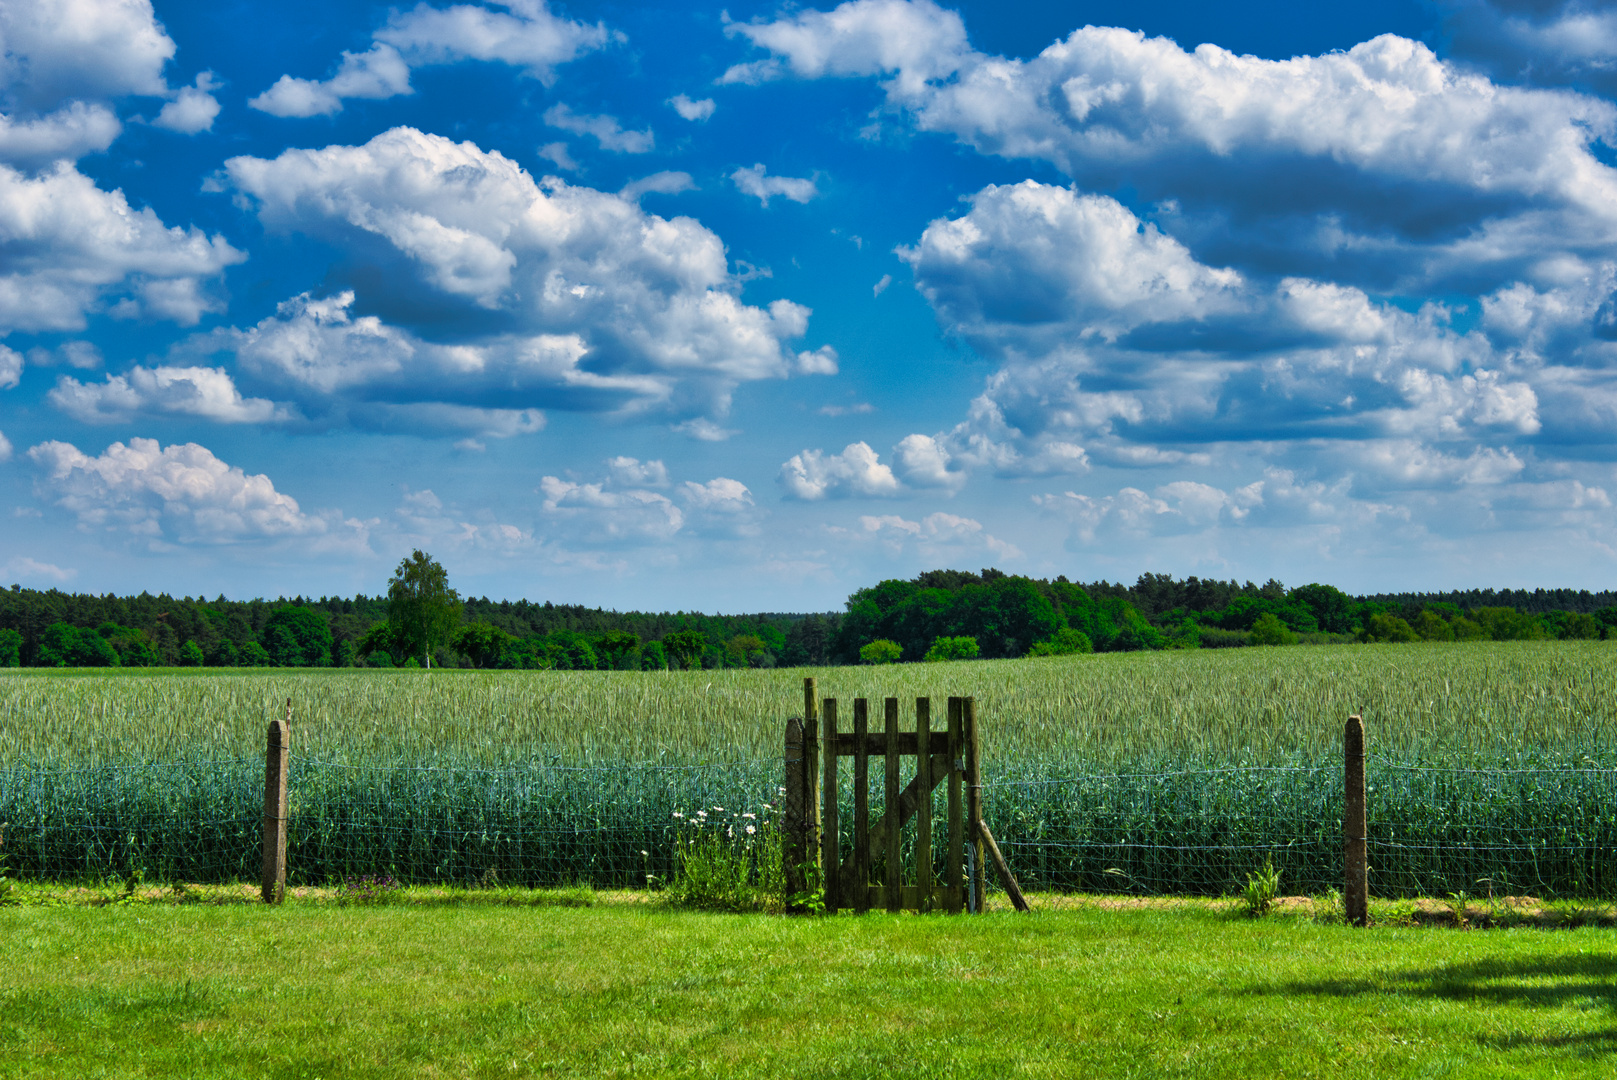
[48,366,288,424]
[721,0,971,96]
[391,487,532,554]
[619,171,695,201]
[778,442,900,499]
[819,401,874,416]
[252,1,613,116]
[887,177,1586,496]
[0,556,74,583]
[27,341,102,369]
[0,162,243,333]
[857,510,1021,559]
[0,345,19,389]
[0,0,174,110]
[873,273,891,297]
[668,94,715,121]
[1442,0,1617,95]
[730,164,818,206]
[726,1,1617,291]
[0,427,10,461]
[153,72,222,134]
[28,437,364,547]
[542,104,653,153]
[0,102,121,166]
[537,142,579,171]
[538,457,757,543]
[220,128,829,430]
[250,44,411,118]
[0,0,190,165]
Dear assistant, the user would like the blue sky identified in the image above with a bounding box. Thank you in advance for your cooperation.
[3,0,1617,611]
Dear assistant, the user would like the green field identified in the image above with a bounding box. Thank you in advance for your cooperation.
[5,896,1615,1079]
[2,643,1615,897]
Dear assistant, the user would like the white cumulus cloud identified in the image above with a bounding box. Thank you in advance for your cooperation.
[730,164,819,207]
[778,442,901,499]
[48,366,288,424]
[27,437,360,546]
[251,1,613,117]
[0,162,243,333]
[220,128,829,431]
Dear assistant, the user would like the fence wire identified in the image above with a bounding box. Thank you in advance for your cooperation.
[0,757,779,888]
[3,752,1614,898]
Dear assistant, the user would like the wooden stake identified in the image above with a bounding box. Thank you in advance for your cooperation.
[978,822,1030,912]
[915,697,933,911]
[1345,713,1368,928]
[821,698,839,915]
[946,697,964,914]
[261,700,290,904]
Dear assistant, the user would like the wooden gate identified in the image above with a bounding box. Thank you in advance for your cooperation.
[784,678,1026,914]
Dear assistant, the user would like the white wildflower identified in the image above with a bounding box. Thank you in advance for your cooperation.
[746,824,756,835]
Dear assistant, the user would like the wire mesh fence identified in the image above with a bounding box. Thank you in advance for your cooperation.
[3,751,1615,898]
[0,756,781,888]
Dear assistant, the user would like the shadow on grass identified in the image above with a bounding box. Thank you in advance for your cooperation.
[1246,952,1617,1051]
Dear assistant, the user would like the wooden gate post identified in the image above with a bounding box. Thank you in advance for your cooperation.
[803,678,820,872]
[784,716,806,905]
[261,700,290,904]
[966,697,985,913]
[1344,713,1368,927]
[821,698,840,914]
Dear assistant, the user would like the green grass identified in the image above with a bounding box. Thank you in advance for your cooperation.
[4,898,1615,1078]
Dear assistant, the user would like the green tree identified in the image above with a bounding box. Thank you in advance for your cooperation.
[726,633,771,667]
[0,627,21,667]
[178,640,205,666]
[1027,627,1093,657]
[594,629,642,670]
[1361,613,1419,643]
[1248,613,1299,646]
[860,638,903,664]
[923,635,980,661]
[36,623,119,667]
[662,630,707,670]
[1412,609,1456,642]
[263,606,333,667]
[454,622,515,669]
[387,550,462,668]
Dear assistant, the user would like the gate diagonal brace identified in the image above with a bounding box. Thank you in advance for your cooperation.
[838,751,953,883]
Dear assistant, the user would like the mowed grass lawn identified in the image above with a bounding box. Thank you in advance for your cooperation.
[4,898,1615,1079]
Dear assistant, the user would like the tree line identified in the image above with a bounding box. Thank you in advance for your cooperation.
[1,559,1612,670]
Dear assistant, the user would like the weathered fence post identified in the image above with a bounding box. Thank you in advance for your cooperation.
[784,716,806,906]
[1344,712,1368,927]
[821,698,840,915]
[966,697,985,913]
[261,700,290,904]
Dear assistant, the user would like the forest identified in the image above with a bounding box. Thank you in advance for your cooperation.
[1,569,1613,670]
